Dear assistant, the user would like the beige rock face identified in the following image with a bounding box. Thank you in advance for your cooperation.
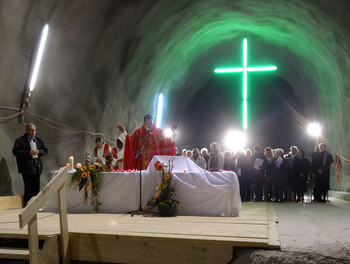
[1,0,350,195]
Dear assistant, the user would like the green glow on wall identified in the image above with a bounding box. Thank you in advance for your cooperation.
[144,0,345,190]
[214,38,277,129]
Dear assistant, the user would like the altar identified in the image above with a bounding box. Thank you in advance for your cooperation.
[45,156,242,216]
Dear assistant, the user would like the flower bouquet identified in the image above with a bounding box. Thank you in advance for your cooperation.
[146,157,179,216]
[68,162,103,212]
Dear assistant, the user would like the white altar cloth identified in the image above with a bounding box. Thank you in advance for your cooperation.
[45,156,241,216]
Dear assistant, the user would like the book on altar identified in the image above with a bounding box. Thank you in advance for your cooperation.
[253,158,264,170]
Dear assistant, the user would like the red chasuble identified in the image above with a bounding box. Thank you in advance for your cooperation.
[123,123,175,170]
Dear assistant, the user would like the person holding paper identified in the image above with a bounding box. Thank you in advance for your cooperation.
[251,145,268,201]
[12,123,48,205]
[272,149,290,202]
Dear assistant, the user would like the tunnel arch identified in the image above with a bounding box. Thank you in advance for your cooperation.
[141,0,347,152]
[1,0,350,193]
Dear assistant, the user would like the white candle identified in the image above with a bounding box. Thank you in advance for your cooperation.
[76,163,81,169]
[66,163,70,171]
[69,156,74,171]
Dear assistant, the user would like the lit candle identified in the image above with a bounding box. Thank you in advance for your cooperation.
[76,163,81,169]
[66,163,70,170]
[69,156,74,171]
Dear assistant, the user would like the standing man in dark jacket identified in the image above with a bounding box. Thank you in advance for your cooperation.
[12,123,48,205]
[312,143,333,202]
[251,145,268,201]
[291,149,310,203]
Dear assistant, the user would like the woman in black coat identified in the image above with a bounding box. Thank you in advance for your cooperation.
[292,149,310,203]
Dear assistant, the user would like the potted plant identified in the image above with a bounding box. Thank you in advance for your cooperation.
[146,158,179,216]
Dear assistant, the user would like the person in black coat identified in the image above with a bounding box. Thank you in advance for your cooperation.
[236,150,252,201]
[292,149,310,203]
[251,145,268,201]
[12,123,48,205]
[271,149,290,202]
[310,144,320,201]
[312,143,333,202]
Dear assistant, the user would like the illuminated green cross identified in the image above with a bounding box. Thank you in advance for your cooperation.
[214,38,277,130]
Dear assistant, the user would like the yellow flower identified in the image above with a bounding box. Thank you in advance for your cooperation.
[94,162,99,166]
[162,184,168,189]
[81,166,87,172]
[165,173,171,180]
[156,185,161,190]
[90,165,96,170]
[81,172,88,178]
[156,192,160,198]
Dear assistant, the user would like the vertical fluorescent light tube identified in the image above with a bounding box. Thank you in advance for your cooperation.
[156,93,163,128]
[29,24,49,92]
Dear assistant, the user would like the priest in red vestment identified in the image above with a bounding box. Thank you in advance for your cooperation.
[117,114,177,170]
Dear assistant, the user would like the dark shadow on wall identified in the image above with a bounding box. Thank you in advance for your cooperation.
[0,158,14,196]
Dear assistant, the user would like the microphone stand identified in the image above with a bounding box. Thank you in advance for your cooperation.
[129,132,152,216]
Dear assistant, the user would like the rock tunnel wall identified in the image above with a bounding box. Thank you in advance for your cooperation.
[0,0,349,194]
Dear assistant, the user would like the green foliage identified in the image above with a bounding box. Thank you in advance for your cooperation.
[68,163,103,212]
[146,157,179,212]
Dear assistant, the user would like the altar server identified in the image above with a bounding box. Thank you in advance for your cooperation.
[94,137,111,165]
[112,131,126,170]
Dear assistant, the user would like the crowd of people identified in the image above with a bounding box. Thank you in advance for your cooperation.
[13,116,334,206]
[180,143,334,203]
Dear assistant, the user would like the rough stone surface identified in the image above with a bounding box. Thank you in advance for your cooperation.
[231,198,350,264]
[0,1,349,196]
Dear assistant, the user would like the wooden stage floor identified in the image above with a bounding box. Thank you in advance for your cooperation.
[0,202,280,263]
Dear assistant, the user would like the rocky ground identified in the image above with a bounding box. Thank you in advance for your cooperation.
[232,198,350,264]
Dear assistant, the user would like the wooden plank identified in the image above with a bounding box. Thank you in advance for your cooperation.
[69,232,268,248]
[267,203,280,248]
[19,166,67,229]
[0,248,30,259]
[40,235,59,264]
[28,214,40,264]
[66,222,268,240]
[0,200,277,263]
[69,233,233,264]
[0,196,23,210]
[58,184,71,264]
[267,202,278,222]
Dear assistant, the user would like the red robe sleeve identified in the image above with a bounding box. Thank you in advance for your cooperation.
[123,133,135,170]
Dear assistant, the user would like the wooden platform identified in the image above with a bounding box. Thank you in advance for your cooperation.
[0,202,280,263]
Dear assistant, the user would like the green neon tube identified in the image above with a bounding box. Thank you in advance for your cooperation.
[214,38,277,130]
